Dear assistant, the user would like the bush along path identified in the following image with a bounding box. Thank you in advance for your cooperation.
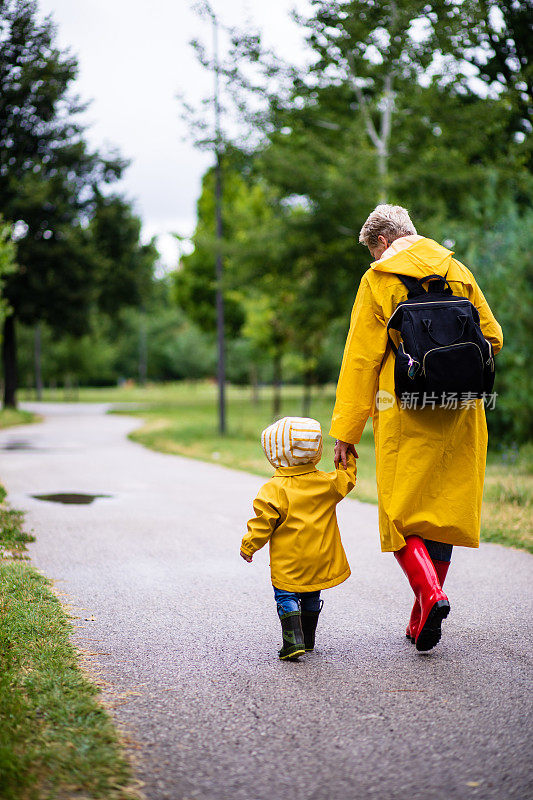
[0,485,142,800]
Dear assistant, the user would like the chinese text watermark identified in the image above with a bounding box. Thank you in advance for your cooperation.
[375,391,498,411]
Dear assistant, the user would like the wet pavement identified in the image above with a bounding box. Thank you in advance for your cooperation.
[1,402,532,800]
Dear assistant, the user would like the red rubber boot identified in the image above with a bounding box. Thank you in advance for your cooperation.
[434,559,450,589]
[395,537,450,651]
[405,602,421,644]
[405,559,450,643]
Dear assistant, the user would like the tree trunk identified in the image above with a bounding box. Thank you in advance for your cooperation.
[272,349,282,419]
[2,314,17,408]
[377,144,388,202]
[349,65,393,202]
[34,324,43,400]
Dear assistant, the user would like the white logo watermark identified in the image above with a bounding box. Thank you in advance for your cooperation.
[375,390,396,411]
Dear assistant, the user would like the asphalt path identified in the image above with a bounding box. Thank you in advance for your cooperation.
[1,403,532,800]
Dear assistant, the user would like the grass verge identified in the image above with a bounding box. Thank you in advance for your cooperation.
[0,485,141,800]
[482,444,533,553]
[0,408,38,429]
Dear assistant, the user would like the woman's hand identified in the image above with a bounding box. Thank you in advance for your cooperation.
[240,550,253,562]
[334,439,358,469]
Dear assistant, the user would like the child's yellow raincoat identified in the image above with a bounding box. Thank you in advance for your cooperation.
[241,417,357,592]
[330,237,503,553]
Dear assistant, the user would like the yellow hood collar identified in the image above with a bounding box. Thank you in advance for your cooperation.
[274,464,318,477]
[371,237,455,279]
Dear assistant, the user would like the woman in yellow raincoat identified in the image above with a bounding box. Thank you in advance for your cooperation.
[330,204,503,651]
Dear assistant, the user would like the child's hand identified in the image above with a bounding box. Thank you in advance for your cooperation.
[240,550,253,563]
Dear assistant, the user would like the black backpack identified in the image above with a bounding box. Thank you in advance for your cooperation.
[387,273,495,406]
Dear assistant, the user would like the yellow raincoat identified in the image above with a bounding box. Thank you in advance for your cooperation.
[241,455,357,592]
[330,237,503,553]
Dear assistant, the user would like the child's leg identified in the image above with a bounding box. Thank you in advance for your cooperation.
[299,591,321,613]
[299,591,323,652]
[272,585,305,660]
[273,586,300,617]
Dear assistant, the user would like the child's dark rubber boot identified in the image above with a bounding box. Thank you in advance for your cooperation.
[394,536,450,652]
[301,600,323,651]
[278,611,306,660]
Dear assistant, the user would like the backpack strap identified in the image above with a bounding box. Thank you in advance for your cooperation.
[418,273,453,293]
[389,270,452,354]
[395,274,425,297]
[395,272,453,296]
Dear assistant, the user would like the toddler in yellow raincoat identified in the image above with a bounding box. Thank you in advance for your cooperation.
[240,416,357,660]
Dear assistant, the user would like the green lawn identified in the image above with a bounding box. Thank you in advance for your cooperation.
[18,381,533,553]
[483,445,533,553]
[114,382,379,504]
[0,485,140,800]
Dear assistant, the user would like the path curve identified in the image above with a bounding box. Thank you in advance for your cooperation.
[1,402,532,800]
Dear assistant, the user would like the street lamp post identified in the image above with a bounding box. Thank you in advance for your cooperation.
[212,11,226,435]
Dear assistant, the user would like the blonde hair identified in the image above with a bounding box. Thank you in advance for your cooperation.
[359,204,417,249]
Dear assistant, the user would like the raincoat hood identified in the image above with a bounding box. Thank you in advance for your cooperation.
[261,416,322,468]
[371,237,460,280]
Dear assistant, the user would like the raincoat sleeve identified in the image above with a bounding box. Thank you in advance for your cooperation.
[329,453,358,500]
[468,276,503,354]
[330,274,388,444]
[240,482,281,556]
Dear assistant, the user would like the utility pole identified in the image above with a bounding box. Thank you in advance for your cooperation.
[211,8,226,434]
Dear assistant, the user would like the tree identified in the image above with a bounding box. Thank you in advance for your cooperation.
[222,1,532,430]
[174,162,247,338]
[297,1,441,198]
[447,191,533,444]
[15,278,220,389]
[0,0,125,406]
[0,218,16,326]
[89,194,158,316]
[0,215,16,400]
[431,0,532,141]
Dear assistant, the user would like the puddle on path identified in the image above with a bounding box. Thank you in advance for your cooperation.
[31,493,112,505]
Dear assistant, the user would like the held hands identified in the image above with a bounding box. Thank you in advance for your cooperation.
[240,550,253,563]
[334,439,358,469]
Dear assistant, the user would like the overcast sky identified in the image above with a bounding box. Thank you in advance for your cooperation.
[36,0,311,270]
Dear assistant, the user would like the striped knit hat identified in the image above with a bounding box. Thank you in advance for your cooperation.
[261,417,323,468]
